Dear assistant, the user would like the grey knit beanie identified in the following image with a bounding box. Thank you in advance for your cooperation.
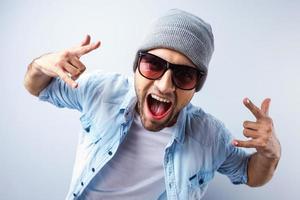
[133,9,214,91]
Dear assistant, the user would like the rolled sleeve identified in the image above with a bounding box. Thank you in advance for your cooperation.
[217,127,251,185]
[38,71,117,115]
[38,77,82,111]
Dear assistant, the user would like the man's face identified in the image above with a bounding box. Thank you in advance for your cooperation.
[134,48,196,131]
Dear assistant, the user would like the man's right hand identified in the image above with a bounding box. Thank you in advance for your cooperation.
[33,35,100,88]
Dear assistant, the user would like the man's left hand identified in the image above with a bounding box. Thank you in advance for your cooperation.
[233,98,281,160]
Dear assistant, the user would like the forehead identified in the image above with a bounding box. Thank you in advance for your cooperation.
[147,48,196,68]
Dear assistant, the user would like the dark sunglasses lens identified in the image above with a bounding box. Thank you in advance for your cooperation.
[173,66,198,90]
[139,54,165,79]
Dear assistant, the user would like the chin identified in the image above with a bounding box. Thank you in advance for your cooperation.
[140,110,176,132]
[142,123,165,132]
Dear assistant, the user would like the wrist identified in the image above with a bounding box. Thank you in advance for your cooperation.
[257,152,280,162]
[30,59,44,75]
[31,52,53,75]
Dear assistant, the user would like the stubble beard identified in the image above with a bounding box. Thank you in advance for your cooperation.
[135,89,178,132]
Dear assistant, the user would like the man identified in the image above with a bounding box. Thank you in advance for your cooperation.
[24,9,281,200]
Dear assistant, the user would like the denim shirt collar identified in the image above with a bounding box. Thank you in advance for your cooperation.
[119,79,137,124]
[173,106,187,145]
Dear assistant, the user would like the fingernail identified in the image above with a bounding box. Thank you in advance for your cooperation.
[232,141,238,146]
[72,83,78,88]
[246,98,250,104]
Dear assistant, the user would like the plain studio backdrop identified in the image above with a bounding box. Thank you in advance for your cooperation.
[1,0,299,199]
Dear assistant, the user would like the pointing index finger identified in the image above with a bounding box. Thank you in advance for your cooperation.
[243,98,264,119]
[74,41,101,58]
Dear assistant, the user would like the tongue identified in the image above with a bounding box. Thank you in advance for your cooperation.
[150,100,168,116]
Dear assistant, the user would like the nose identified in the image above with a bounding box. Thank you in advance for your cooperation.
[154,69,175,93]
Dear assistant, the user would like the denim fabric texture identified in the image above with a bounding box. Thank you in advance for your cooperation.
[39,71,249,200]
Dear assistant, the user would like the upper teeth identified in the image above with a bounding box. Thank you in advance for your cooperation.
[151,94,171,103]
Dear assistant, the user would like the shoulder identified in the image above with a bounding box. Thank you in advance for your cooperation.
[78,70,130,90]
[78,71,133,109]
[184,104,231,146]
[80,71,131,96]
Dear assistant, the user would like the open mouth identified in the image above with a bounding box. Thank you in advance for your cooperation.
[146,94,172,120]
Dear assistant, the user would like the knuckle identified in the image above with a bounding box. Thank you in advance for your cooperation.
[68,67,76,74]
[80,65,86,72]
[55,61,64,69]
[61,73,68,81]
[262,116,272,124]
[265,117,273,124]
[71,75,78,81]
[258,130,267,138]
[257,123,264,130]
[260,122,273,133]
[236,141,244,147]
[243,129,250,137]
[258,139,267,148]
[266,126,272,133]
[69,71,76,76]
[75,69,81,75]
[265,116,272,121]
[239,141,248,147]
[75,69,82,76]
[254,110,260,116]
[62,50,71,57]
[261,142,267,148]
[244,142,251,148]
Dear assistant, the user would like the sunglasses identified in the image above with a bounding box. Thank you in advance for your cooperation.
[137,52,205,90]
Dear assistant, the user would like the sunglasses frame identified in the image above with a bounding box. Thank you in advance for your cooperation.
[137,52,205,90]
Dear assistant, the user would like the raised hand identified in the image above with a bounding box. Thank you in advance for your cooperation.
[233,98,281,160]
[34,35,100,88]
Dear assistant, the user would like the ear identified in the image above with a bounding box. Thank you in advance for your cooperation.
[196,72,207,92]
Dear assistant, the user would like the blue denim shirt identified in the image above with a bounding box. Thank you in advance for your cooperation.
[39,71,250,200]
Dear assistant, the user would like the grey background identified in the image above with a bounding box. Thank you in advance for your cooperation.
[1,0,299,199]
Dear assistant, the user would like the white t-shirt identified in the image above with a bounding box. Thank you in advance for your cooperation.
[79,112,174,200]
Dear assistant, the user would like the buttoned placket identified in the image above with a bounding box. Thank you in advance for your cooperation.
[72,141,118,198]
[72,110,133,199]
[164,142,178,200]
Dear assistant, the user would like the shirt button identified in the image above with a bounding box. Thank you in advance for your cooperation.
[108,151,113,155]
[73,193,77,197]
[92,168,95,172]
[199,178,204,185]
[81,182,84,186]
[84,126,90,133]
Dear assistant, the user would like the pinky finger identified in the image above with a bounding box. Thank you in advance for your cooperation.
[71,74,81,81]
[55,68,78,88]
